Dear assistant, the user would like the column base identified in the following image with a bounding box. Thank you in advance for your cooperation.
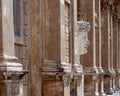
[98,67,104,74]
[109,89,114,94]
[60,62,71,73]
[105,90,113,95]
[0,61,23,71]
[100,92,107,96]
[0,70,28,96]
[93,92,100,96]
[73,63,83,73]
[0,60,28,96]
[93,92,99,96]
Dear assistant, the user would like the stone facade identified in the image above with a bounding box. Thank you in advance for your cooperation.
[0,0,120,96]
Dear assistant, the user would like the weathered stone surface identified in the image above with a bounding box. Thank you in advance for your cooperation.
[29,0,41,96]
[42,80,63,96]
[0,0,120,96]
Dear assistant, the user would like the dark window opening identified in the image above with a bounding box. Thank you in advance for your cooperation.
[13,0,21,37]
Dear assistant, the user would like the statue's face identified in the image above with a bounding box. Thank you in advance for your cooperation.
[79,32,90,55]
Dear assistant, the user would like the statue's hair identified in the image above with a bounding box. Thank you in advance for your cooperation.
[77,21,91,32]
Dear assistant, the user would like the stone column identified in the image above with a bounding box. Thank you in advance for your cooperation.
[0,0,26,96]
[101,0,110,73]
[63,74,70,96]
[117,5,120,92]
[92,75,99,96]
[112,13,119,95]
[98,0,106,95]
[118,19,120,92]
[76,75,84,96]
[100,75,106,96]
[72,1,85,96]
[101,0,114,95]
[112,14,119,93]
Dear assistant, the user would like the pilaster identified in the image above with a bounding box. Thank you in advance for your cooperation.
[100,75,107,96]
[63,74,71,96]
[0,0,27,96]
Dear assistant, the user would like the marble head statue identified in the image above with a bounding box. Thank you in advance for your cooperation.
[75,21,91,55]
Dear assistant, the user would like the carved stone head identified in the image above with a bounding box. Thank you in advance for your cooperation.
[75,21,90,55]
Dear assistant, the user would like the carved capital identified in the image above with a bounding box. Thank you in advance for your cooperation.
[77,21,91,32]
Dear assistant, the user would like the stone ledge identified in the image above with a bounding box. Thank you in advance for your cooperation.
[102,69,114,75]
[83,67,99,75]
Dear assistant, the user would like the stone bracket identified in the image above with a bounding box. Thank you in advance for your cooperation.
[0,70,28,80]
